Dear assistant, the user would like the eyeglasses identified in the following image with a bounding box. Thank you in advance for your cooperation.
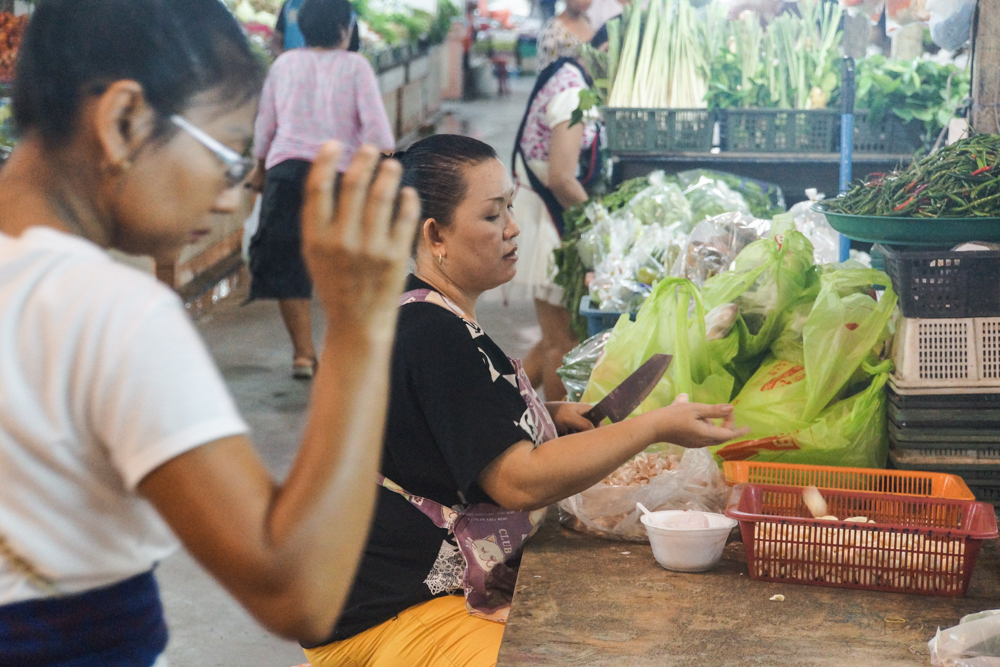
[170,114,255,188]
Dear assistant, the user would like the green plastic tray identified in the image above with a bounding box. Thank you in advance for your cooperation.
[815,205,1000,246]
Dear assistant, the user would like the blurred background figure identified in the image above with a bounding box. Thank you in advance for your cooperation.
[511,51,600,400]
[586,0,628,33]
[536,0,593,71]
[248,0,395,379]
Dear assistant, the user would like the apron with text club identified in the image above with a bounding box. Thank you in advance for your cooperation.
[379,288,558,622]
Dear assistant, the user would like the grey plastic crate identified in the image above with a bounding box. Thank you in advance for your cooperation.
[604,108,715,154]
[721,109,838,153]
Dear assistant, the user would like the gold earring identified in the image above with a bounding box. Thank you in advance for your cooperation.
[437,253,444,267]
[119,160,132,173]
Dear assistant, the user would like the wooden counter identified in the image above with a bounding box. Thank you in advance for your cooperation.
[497,511,1000,666]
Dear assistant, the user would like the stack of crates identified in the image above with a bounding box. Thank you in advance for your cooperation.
[876,244,1000,505]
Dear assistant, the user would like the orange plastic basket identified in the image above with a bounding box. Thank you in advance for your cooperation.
[725,484,998,597]
[723,461,975,500]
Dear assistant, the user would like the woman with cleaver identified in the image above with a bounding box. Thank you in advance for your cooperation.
[302,134,749,667]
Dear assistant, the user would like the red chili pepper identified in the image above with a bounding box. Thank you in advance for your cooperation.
[894,196,916,211]
[914,183,930,195]
[904,180,919,192]
[972,166,992,176]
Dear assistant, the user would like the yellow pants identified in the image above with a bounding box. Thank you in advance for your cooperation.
[304,595,505,667]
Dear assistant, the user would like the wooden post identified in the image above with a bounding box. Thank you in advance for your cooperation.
[971,0,1000,134]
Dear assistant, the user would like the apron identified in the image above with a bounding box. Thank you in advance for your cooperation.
[381,288,558,623]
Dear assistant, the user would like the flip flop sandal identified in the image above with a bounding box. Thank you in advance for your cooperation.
[292,358,317,380]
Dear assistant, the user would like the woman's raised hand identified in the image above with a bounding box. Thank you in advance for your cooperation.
[302,142,421,337]
[648,401,751,449]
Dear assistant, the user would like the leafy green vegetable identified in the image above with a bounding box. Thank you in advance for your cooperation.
[706,0,842,111]
[855,55,970,152]
[555,171,786,338]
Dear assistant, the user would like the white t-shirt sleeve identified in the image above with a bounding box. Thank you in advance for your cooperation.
[87,290,249,490]
[545,86,585,130]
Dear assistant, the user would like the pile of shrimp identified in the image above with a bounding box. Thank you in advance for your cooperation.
[602,452,681,487]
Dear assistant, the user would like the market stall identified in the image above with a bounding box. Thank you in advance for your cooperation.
[582,0,969,198]
[522,2,1000,661]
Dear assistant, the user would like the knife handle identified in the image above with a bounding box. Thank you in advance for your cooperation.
[583,405,607,427]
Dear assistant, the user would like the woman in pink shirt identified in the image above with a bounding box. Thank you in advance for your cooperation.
[249,0,395,378]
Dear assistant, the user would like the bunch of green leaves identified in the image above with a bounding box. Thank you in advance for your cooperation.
[555,177,651,338]
[707,1,841,111]
[555,170,786,337]
[705,41,774,110]
[855,55,970,150]
[676,169,786,218]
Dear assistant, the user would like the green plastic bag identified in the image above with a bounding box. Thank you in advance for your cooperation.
[581,277,738,417]
[701,228,818,383]
[709,267,897,467]
[711,367,890,468]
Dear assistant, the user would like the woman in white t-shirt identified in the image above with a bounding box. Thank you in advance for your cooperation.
[0,0,418,664]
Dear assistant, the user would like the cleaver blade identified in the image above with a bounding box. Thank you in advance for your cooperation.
[582,353,673,427]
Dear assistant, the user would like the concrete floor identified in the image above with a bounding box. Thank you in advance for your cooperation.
[160,77,539,666]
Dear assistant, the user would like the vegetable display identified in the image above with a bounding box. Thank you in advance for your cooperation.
[601,0,720,108]
[706,0,843,111]
[554,170,786,338]
[586,0,959,152]
[855,55,970,149]
[226,0,459,64]
[0,12,28,82]
[826,134,1000,218]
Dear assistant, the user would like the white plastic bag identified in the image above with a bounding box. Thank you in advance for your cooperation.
[929,610,1000,667]
[786,189,840,265]
[927,0,977,51]
[672,212,770,287]
[557,448,732,542]
[242,194,262,263]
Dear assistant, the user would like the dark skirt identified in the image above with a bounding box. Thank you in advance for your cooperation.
[248,158,313,300]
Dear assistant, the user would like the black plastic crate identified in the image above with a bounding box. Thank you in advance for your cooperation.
[720,109,838,153]
[888,402,1000,429]
[967,483,1000,506]
[604,108,715,154]
[888,457,1000,506]
[850,110,924,155]
[887,386,1000,410]
[890,422,1000,445]
[877,243,1000,318]
[890,449,1000,471]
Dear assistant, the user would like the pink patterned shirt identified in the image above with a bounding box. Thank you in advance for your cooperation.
[519,63,597,163]
[254,49,395,171]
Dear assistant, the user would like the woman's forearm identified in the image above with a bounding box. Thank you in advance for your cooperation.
[479,402,745,511]
[549,175,589,210]
[141,323,398,643]
[140,145,420,644]
[479,413,658,511]
[261,322,395,637]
